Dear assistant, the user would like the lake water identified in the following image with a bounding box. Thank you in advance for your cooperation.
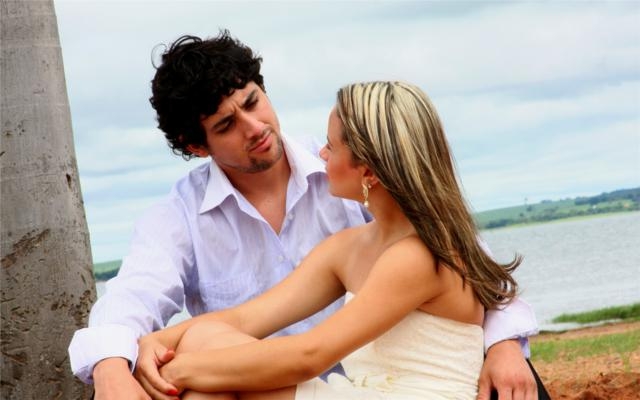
[97,212,640,331]
[481,211,640,330]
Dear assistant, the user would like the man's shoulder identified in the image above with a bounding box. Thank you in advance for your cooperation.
[171,161,210,196]
[143,161,210,214]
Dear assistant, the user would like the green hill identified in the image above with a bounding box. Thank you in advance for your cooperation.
[474,187,640,229]
[93,187,640,279]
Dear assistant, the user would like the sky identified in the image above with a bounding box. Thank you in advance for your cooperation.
[53,0,640,263]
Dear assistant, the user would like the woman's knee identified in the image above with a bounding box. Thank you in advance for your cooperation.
[178,320,256,353]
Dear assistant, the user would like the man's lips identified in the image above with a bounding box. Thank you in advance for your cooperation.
[249,131,273,153]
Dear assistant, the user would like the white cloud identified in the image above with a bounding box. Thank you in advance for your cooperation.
[53,1,640,260]
[461,117,640,211]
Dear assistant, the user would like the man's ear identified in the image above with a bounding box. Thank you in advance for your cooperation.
[186,144,209,158]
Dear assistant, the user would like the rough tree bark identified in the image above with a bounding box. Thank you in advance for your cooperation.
[1,0,96,398]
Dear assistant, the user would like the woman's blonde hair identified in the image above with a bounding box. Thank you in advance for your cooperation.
[335,81,520,309]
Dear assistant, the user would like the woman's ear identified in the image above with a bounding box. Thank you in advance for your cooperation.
[360,165,380,187]
[186,144,209,158]
[366,175,380,188]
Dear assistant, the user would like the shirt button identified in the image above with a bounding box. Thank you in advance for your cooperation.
[287,213,294,220]
[278,255,285,262]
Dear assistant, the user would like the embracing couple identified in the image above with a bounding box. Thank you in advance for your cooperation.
[69,30,542,400]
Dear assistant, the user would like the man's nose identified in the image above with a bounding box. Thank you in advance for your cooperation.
[238,111,264,138]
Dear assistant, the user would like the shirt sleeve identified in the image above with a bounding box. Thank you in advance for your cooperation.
[483,298,539,357]
[477,236,539,356]
[68,200,193,384]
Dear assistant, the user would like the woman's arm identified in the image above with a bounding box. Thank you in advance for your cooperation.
[161,235,444,393]
[135,228,352,393]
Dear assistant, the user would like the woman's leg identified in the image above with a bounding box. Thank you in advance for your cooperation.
[177,321,244,400]
[175,321,296,400]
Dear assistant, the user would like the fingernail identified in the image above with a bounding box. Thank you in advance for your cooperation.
[167,388,178,395]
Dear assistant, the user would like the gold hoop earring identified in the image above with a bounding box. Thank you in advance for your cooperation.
[362,182,372,208]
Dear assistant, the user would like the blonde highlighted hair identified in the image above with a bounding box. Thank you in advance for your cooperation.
[335,81,520,309]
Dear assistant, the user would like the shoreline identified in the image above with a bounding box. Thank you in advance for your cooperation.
[480,209,640,232]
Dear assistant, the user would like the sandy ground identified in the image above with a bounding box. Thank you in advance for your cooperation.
[529,321,640,399]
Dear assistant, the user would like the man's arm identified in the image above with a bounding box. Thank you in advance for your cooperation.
[69,324,141,383]
[92,358,151,400]
[478,298,539,400]
[68,201,192,389]
[483,297,539,355]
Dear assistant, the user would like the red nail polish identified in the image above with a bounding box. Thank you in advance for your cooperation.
[167,388,178,396]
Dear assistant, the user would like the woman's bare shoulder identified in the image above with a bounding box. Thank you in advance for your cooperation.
[388,234,432,257]
[308,223,371,261]
[380,235,437,274]
[327,223,371,243]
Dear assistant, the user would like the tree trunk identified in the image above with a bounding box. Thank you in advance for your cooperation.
[1,1,96,398]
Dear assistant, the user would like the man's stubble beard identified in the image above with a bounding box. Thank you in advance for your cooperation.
[221,133,285,174]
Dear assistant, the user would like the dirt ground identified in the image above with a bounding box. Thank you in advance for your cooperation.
[529,321,640,399]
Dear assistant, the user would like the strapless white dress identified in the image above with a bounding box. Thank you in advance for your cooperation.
[295,294,484,399]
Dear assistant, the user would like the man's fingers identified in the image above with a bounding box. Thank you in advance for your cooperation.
[496,388,513,400]
[525,380,538,400]
[509,371,537,400]
[476,376,492,400]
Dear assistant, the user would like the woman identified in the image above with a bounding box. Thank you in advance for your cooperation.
[136,81,521,400]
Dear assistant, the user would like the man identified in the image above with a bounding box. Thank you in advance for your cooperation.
[69,31,539,400]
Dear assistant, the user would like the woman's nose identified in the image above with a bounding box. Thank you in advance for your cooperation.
[319,145,328,161]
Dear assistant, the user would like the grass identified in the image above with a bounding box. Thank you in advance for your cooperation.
[551,303,640,324]
[531,303,640,366]
[93,259,121,281]
[531,329,640,365]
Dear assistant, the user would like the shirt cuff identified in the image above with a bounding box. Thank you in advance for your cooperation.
[68,324,139,384]
[484,298,539,357]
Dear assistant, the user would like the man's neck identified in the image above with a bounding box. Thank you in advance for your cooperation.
[222,154,291,198]
[220,155,291,233]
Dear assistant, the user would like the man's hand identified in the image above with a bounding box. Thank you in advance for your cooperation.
[477,339,537,400]
[134,336,180,399]
[93,357,151,400]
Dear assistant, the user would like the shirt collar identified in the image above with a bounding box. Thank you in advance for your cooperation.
[199,133,326,214]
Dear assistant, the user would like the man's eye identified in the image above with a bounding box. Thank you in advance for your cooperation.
[246,99,258,109]
[216,121,233,133]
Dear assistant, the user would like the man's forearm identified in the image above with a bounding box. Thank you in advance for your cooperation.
[93,357,153,400]
[93,357,132,382]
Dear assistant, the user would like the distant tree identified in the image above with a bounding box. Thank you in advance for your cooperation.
[1,1,95,398]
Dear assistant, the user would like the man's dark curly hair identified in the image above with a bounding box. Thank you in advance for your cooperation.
[150,30,265,159]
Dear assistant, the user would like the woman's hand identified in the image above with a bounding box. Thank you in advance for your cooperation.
[134,335,181,399]
[158,353,186,390]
